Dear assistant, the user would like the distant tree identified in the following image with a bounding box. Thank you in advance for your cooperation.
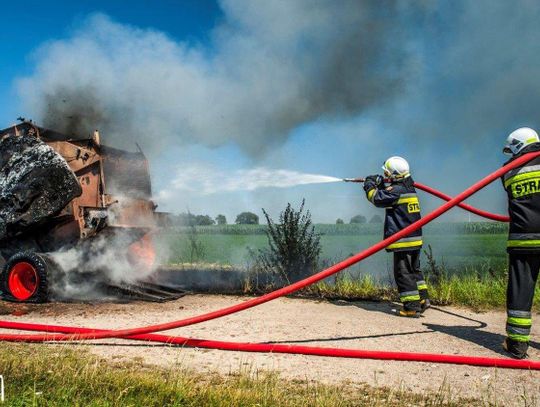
[235,211,259,225]
[336,218,344,224]
[369,214,383,224]
[350,215,367,224]
[216,214,227,225]
[195,214,215,226]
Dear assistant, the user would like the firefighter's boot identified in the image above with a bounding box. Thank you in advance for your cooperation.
[417,279,430,313]
[420,298,431,313]
[503,337,529,359]
[398,308,421,318]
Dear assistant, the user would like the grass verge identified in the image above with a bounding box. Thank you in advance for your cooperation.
[305,274,540,312]
[0,344,485,406]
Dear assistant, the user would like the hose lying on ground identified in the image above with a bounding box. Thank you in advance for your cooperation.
[0,151,536,345]
[2,320,539,370]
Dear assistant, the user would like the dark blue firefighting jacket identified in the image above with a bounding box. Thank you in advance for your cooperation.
[502,142,540,252]
[363,176,422,252]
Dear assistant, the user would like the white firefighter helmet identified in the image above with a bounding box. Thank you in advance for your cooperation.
[382,156,410,179]
[503,127,540,156]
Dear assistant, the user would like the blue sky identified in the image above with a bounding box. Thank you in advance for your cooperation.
[0,0,222,126]
[2,1,540,223]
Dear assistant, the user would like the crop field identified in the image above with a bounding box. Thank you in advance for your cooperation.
[158,222,509,282]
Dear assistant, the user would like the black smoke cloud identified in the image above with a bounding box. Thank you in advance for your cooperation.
[389,1,540,148]
[17,0,422,155]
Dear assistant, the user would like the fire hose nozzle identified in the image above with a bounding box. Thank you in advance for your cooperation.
[343,178,365,183]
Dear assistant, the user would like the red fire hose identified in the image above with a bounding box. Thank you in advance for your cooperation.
[0,151,536,345]
[2,320,539,370]
[0,152,538,370]
[345,178,510,222]
[413,182,510,222]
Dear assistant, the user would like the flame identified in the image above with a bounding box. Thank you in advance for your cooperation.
[128,233,156,270]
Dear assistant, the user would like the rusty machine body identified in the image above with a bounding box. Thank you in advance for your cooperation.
[0,121,182,303]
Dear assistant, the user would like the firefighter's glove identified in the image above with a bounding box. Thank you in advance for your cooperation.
[363,175,384,192]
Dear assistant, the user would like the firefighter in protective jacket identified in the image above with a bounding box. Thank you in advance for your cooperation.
[363,156,429,317]
[501,127,540,359]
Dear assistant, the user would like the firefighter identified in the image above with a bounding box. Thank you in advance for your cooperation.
[363,156,429,317]
[501,127,540,359]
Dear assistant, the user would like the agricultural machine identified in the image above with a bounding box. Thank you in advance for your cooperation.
[0,120,183,303]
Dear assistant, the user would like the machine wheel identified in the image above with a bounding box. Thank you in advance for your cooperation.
[0,251,50,303]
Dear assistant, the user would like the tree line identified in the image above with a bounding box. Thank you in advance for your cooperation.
[336,214,382,224]
[169,212,260,226]
[168,212,381,226]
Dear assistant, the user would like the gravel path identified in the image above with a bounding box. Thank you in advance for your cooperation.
[1,295,539,404]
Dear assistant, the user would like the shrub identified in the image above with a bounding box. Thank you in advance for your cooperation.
[185,211,205,262]
[253,199,322,285]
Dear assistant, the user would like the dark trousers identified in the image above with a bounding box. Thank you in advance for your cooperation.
[393,250,428,311]
[506,253,539,342]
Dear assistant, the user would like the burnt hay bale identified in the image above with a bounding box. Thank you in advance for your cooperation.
[0,130,81,239]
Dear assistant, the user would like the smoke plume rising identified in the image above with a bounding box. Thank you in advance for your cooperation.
[14,0,540,222]
[17,0,419,156]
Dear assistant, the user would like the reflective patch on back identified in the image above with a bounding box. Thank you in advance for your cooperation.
[511,178,540,198]
[408,202,420,213]
[397,196,421,213]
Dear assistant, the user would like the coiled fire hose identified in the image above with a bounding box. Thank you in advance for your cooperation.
[0,152,538,370]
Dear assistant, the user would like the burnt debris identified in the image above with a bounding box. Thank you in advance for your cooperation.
[0,127,81,241]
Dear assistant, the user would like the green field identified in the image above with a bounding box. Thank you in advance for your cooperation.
[158,222,509,282]
[156,222,540,311]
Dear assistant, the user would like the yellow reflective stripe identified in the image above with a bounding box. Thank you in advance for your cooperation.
[387,240,423,250]
[367,189,376,202]
[507,317,532,326]
[504,170,540,188]
[526,137,538,144]
[507,333,530,342]
[417,284,428,290]
[400,294,421,302]
[396,197,419,205]
[507,240,540,247]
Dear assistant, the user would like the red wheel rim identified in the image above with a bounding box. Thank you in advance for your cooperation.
[8,262,39,301]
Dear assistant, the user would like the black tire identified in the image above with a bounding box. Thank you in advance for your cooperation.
[0,251,50,303]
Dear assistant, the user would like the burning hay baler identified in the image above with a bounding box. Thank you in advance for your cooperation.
[0,121,181,303]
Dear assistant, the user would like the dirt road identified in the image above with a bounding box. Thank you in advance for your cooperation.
[1,295,539,404]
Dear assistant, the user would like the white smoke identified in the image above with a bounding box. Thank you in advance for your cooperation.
[16,0,419,156]
[48,232,158,301]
